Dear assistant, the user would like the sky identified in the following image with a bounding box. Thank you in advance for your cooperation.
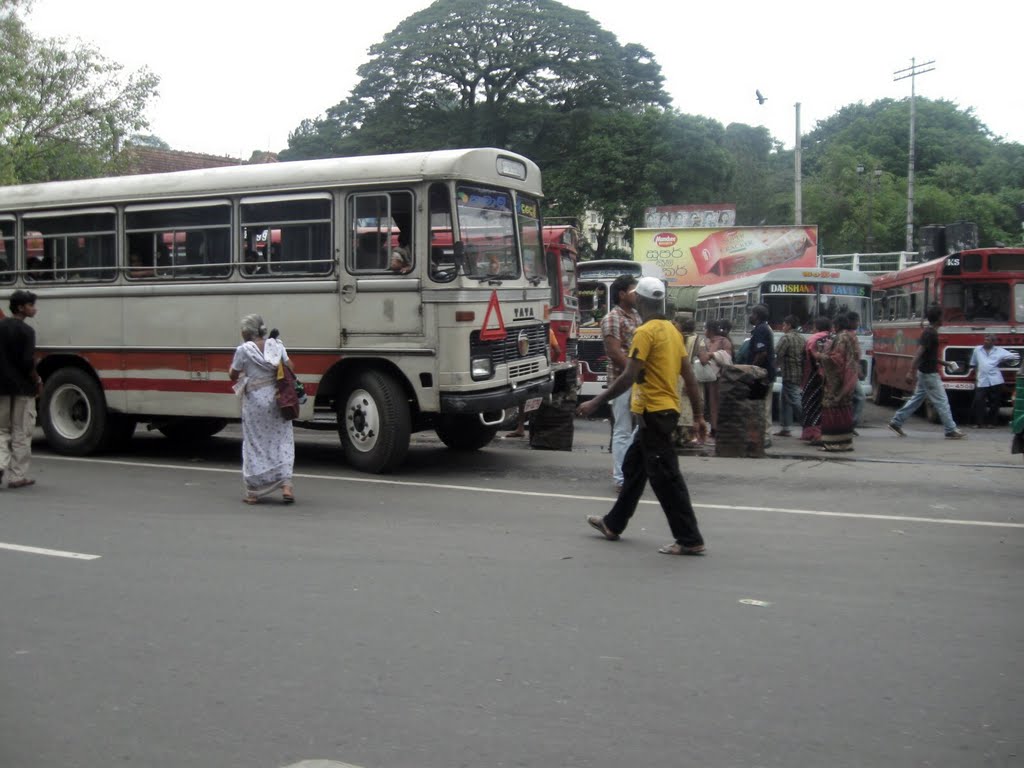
[25,0,1022,159]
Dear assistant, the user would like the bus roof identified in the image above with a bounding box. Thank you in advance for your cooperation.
[0,148,543,211]
[697,267,873,297]
[872,248,1024,285]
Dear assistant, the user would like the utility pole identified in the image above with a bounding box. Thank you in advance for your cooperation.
[893,58,935,253]
[794,102,802,225]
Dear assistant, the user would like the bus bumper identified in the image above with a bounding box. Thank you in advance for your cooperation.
[440,376,554,414]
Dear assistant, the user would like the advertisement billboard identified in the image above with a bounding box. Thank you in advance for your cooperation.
[634,225,819,287]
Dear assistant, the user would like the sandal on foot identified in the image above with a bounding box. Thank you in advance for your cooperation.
[658,542,706,556]
[242,495,260,505]
[282,493,295,504]
[586,515,620,541]
[8,479,35,489]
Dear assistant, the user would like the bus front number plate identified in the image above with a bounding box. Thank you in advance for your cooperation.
[524,397,543,413]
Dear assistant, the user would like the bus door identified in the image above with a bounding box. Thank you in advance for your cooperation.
[340,191,423,338]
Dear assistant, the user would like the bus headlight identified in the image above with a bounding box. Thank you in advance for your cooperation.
[471,357,493,380]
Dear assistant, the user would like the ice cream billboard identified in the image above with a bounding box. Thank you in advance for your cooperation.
[633,226,818,287]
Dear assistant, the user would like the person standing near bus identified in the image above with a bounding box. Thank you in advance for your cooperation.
[773,315,804,437]
[601,274,642,491]
[229,314,297,504]
[888,305,966,440]
[748,304,776,444]
[0,290,41,489]
[968,334,1018,428]
[577,277,708,556]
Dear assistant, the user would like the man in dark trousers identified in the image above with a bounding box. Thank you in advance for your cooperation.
[748,303,776,445]
[0,290,41,488]
[888,304,965,439]
[577,277,708,556]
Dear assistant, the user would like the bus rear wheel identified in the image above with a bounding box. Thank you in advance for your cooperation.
[40,368,111,455]
[435,414,498,451]
[337,370,410,473]
[871,371,891,406]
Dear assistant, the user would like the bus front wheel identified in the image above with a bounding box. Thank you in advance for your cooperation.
[337,370,410,473]
[40,368,111,455]
[435,414,498,451]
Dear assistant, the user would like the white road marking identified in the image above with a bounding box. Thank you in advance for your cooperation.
[37,454,1024,530]
[0,542,101,560]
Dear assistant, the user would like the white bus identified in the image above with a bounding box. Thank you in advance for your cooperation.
[0,148,556,473]
[694,267,874,397]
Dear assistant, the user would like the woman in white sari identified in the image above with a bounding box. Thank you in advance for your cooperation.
[228,314,296,504]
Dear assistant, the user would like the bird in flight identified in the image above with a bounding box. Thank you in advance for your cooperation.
[755,90,767,105]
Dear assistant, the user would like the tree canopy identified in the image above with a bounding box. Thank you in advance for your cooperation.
[0,0,159,185]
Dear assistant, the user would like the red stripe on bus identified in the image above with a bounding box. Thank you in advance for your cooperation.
[40,350,340,376]
[103,378,319,396]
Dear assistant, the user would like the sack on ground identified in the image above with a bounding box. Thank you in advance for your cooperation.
[276,362,300,420]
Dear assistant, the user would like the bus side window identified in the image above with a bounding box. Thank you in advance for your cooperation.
[24,211,115,283]
[0,219,13,284]
[428,183,456,282]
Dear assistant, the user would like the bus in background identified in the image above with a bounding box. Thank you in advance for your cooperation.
[575,259,665,398]
[871,248,1024,417]
[0,148,556,473]
[695,267,875,399]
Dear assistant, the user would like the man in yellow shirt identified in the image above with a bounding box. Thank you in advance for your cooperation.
[577,277,708,555]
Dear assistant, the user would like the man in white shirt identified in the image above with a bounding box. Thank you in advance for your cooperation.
[968,335,1019,428]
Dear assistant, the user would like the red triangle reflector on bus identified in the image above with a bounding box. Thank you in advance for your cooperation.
[479,290,507,341]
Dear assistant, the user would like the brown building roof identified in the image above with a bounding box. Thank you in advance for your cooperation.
[121,146,243,175]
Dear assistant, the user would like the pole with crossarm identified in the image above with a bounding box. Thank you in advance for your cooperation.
[894,58,935,253]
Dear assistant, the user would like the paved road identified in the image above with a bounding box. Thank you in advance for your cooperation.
[1,407,1021,768]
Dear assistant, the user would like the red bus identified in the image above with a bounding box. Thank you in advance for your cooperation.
[871,248,1024,417]
[542,222,580,365]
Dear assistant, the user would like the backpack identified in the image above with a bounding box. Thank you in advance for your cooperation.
[734,338,751,365]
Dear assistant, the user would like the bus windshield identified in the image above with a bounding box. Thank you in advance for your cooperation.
[941,281,1011,322]
[762,289,872,333]
[456,185,519,280]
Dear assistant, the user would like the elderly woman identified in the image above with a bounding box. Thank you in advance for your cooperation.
[228,314,296,504]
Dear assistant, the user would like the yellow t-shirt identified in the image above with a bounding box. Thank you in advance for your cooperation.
[629,318,685,414]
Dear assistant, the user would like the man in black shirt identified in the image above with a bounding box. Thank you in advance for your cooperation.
[748,304,776,444]
[0,290,41,487]
[888,305,965,439]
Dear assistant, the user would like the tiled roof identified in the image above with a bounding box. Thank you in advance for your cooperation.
[122,146,242,175]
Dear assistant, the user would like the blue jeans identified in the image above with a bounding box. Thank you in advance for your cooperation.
[852,384,865,427]
[609,388,636,486]
[890,372,958,434]
[779,381,802,429]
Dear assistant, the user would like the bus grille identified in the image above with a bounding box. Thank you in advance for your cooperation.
[577,338,608,373]
[470,324,549,367]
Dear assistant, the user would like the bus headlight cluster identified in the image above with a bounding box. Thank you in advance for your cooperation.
[471,357,493,380]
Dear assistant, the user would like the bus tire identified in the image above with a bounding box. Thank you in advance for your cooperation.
[435,414,498,451]
[40,367,111,456]
[338,370,410,473]
[871,371,890,406]
[158,417,228,442]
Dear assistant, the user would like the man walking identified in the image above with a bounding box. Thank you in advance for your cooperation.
[773,314,803,437]
[0,290,41,488]
[968,334,1018,428]
[601,274,642,491]
[748,304,776,444]
[888,305,966,439]
[577,277,708,556]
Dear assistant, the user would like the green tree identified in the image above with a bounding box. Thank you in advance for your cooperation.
[282,0,668,161]
[0,0,159,184]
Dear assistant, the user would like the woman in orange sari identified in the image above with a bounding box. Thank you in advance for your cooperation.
[817,312,861,452]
